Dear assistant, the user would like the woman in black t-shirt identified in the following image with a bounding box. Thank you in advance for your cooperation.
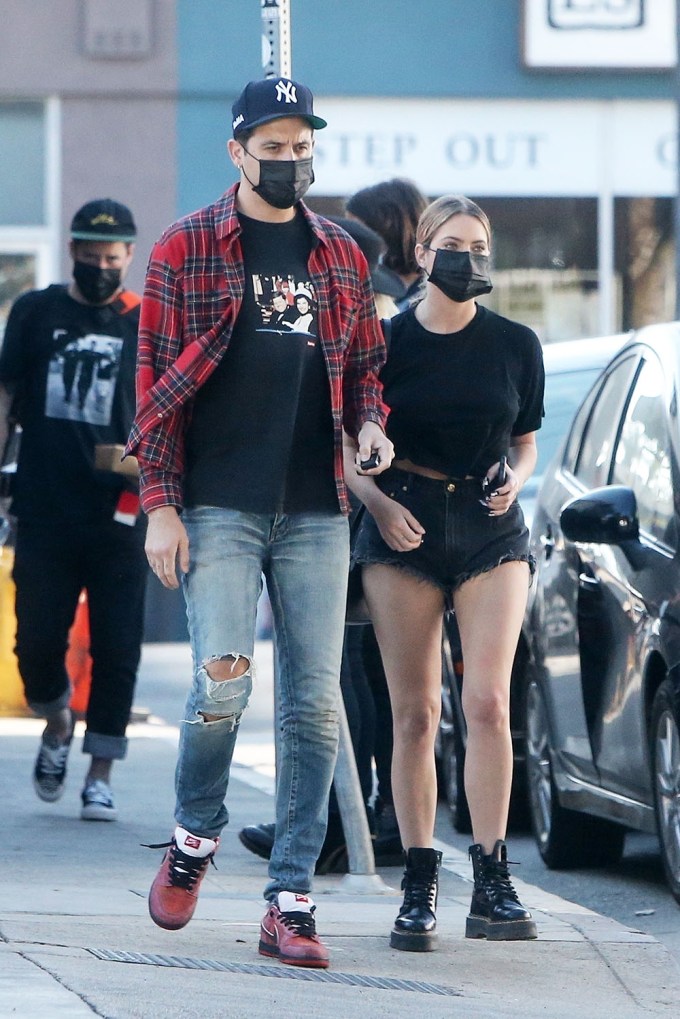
[346,195,544,951]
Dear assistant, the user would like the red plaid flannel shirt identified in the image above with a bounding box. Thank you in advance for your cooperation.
[125,184,388,514]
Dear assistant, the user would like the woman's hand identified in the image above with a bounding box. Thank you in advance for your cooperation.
[371,496,425,552]
[482,460,519,516]
[482,460,520,516]
[483,434,538,516]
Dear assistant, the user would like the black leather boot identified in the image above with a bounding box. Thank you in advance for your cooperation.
[390,847,442,952]
[466,840,537,940]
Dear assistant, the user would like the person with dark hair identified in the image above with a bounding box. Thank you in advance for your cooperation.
[125,76,393,970]
[346,178,428,310]
[346,194,544,951]
[0,198,146,823]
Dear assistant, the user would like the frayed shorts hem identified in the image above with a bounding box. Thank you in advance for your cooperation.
[355,551,535,611]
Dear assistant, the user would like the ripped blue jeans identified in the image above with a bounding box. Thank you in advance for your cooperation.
[176,506,349,899]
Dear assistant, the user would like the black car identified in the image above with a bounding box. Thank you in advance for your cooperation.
[522,322,680,903]
[437,333,628,833]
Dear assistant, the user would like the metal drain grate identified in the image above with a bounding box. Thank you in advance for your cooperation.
[88,949,461,996]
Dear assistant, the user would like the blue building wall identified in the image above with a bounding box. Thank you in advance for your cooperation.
[176,0,674,214]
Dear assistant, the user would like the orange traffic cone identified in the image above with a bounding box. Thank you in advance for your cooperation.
[0,545,29,716]
[67,591,92,719]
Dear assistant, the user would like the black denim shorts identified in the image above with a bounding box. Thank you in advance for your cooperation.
[352,466,533,607]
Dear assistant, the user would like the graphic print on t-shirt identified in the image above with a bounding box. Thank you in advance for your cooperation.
[46,333,123,426]
[252,274,318,336]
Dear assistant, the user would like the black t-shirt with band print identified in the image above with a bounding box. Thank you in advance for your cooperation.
[0,284,140,522]
[184,210,338,514]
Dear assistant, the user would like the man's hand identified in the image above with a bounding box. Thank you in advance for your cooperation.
[355,421,394,475]
[145,506,189,589]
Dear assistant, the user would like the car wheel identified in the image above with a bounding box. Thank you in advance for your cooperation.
[438,646,472,834]
[525,678,625,869]
[650,679,680,904]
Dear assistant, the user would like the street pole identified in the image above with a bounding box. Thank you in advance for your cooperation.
[675,1,680,319]
[261,0,291,78]
[257,0,389,890]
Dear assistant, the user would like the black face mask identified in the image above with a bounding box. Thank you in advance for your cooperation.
[426,248,493,303]
[73,261,122,304]
[242,149,314,209]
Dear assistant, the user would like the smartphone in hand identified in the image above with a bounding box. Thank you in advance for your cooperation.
[358,451,381,471]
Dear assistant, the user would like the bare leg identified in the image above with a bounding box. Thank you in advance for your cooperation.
[363,564,444,849]
[43,707,72,742]
[85,757,113,783]
[453,560,529,854]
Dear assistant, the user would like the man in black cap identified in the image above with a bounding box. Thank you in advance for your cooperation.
[126,77,393,969]
[0,198,147,823]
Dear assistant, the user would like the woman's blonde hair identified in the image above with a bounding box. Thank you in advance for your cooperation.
[416,195,491,251]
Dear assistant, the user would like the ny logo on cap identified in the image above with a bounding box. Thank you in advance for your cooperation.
[275,80,297,104]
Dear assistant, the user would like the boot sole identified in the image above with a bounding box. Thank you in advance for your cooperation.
[465,915,537,940]
[390,927,438,952]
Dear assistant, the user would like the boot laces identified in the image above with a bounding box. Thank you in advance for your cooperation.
[278,906,317,938]
[401,871,437,911]
[485,859,520,903]
[143,839,216,890]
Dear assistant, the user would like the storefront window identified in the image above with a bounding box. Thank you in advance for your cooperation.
[0,103,45,226]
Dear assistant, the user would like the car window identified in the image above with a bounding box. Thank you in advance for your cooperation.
[573,355,640,489]
[612,355,675,547]
[537,367,608,478]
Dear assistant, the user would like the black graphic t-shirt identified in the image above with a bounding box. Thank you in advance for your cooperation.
[184,211,337,513]
[0,284,140,522]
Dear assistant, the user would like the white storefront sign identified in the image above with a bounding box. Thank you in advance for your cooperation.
[522,0,677,69]
[311,98,676,198]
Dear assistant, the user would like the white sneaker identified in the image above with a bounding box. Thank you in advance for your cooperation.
[81,779,118,821]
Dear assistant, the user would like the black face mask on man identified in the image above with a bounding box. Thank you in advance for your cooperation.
[73,261,122,304]
[426,248,493,303]
[241,148,315,209]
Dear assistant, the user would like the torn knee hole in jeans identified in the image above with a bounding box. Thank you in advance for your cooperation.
[194,652,255,725]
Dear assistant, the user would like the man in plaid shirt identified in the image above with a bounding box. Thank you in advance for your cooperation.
[126,77,393,969]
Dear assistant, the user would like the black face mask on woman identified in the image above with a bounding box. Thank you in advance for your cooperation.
[72,261,122,304]
[242,149,315,209]
[426,248,493,303]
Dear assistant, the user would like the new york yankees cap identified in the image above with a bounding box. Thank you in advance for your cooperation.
[231,77,327,137]
[70,199,137,242]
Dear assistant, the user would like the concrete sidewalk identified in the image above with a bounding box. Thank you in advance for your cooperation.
[2,648,680,1017]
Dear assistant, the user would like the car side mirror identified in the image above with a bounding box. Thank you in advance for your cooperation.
[560,485,639,545]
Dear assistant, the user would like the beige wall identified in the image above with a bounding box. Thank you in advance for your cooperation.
[60,96,177,293]
[0,0,178,294]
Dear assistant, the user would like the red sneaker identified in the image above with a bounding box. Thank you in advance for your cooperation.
[148,826,219,930]
[259,892,330,968]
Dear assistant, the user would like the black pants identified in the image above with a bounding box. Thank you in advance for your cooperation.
[13,517,147,760]
[327,624,395,826]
